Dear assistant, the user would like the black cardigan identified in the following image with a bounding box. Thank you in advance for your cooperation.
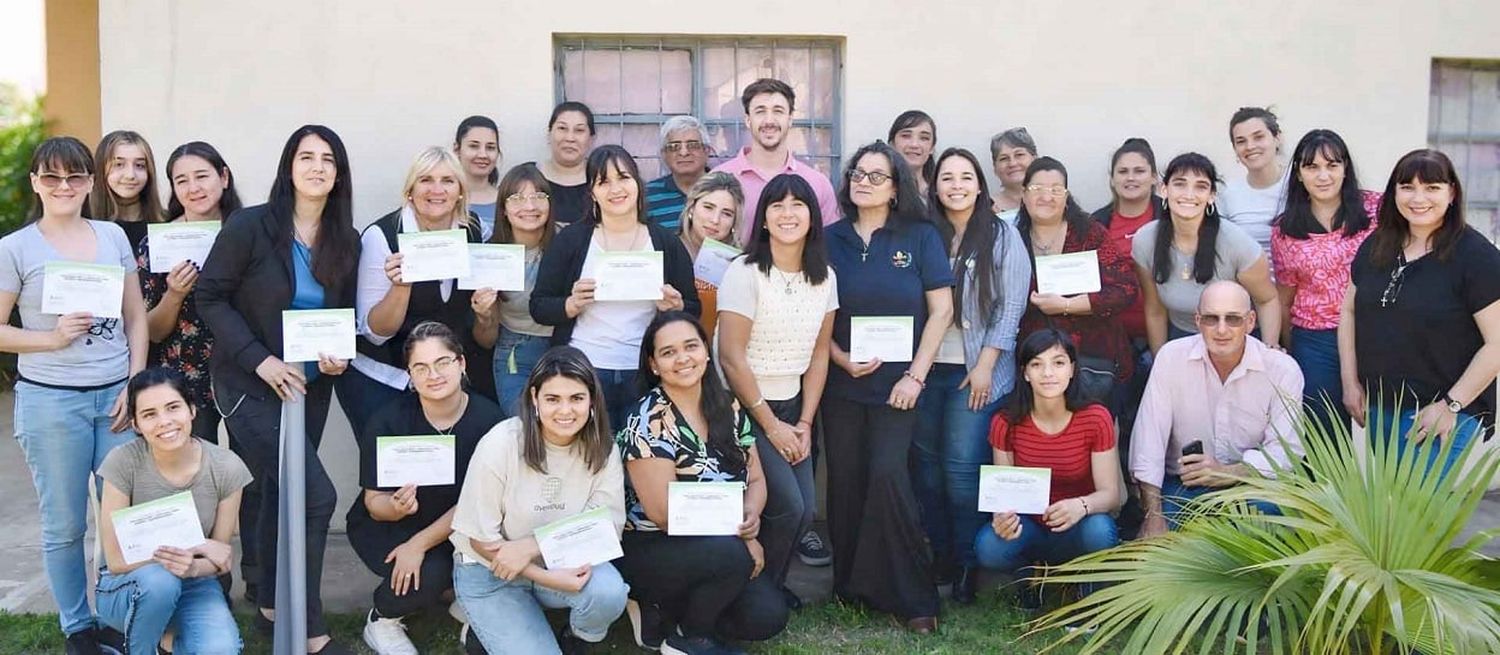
[197,204,359,399]
[530,220,701,347]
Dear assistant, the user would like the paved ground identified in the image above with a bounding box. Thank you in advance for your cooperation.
[1,390,1495,619]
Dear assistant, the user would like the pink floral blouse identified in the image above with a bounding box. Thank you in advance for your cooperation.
[1270,190,1382,330]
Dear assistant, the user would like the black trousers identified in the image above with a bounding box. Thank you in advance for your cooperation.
[752,396,816,589]
[616,531,788,642]
[219,375,337,637]
[348,518,455,618]
[822,396,939,619]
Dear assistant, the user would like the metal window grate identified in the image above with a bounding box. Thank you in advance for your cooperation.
[1428,59,1500,242]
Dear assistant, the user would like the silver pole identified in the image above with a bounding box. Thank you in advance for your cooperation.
[273,389,308,654]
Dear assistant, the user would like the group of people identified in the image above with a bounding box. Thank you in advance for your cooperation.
[4,75,1498,655]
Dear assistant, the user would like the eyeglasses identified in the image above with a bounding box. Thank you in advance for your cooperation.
[34,173,92,190]
[409,356,460,379]
[505,192,549,205]
[1381,252,1409,308]
[1195,312,1248,328]
[664,140,705,154]
[1024,184,1068,197]
[848,169,891,185]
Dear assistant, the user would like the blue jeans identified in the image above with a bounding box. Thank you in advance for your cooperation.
[493,329,550,417]
[752,396,816,587]
[96,564,242,655]
[1370,407,1486,481]
[596,368,640,435]
[1160,475,1280,528]
[13,379,133,635]
[911,363,1003,566]
[453,560,629,653]
[1290,327,1349,433]
[974,513,1118,572]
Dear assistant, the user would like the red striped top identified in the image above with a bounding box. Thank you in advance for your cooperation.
[989,404,1116,506]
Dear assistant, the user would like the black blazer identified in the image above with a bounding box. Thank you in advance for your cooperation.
[198,204,359,399]
[530,220,701,347]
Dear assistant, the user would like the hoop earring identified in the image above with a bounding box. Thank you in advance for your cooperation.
[1160,197,1169,212]
[1208,201,1218,215]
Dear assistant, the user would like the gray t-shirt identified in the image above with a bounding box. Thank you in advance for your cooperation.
[1131,220,1263,333]
[99,438,253,536]
[498,247,552,338]
[0,220,136,386]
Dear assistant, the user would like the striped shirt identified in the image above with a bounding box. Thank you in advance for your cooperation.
[645,174,690,230]
[989,404,1115,506]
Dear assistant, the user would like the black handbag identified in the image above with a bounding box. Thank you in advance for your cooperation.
[1073,354,1119,404]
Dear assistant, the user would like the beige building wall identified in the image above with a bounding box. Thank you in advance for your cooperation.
[44,0,100,143]
[95,0,1500,520]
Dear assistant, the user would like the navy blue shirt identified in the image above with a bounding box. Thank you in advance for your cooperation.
[826,217,955,404]
[645,174,689,230]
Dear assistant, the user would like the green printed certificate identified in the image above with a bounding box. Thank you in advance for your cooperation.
[534,506,623,569]
[978,465,1052,515]
[667,481,744,536]
[111,491,205,564]
[376,435,457,487]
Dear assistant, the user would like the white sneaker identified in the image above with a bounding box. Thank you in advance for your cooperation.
[363,609,419,655]
[449,599,469,625]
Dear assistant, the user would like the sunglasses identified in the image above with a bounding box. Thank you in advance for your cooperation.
[1195,312,1249,328]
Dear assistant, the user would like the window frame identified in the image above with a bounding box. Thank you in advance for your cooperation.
[1428,58,1500,241]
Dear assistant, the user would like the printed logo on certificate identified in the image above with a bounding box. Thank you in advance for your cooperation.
[376,435,457,487]
[147,221,221,273]
[111,491,206,565]
[280,308,357,363]
[534,506,623,570]
[594,251,665,302]
[41,261,126,319]
[849,316,914,363]
[977,465,1052,515]
[456,243,526,291]
[667,481,744,536]
[692,238,741,287]
[1034,250,1102,296]
[397,229,471,283]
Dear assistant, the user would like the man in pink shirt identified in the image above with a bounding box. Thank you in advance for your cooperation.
[712,78,840,244]
[1131,280,1305,538]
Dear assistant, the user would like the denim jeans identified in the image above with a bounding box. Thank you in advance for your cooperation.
[1289,327,1349,434]
[96,564,242,655]
[911,363,1004,567]
[973,513,1118,572]
[453,560,629,653]
[595,368,640,436]
[751,396,816,588]
[13,379,133,635]
[492,329,551,417]
[1160,474,1280,528]
[1369,406,1486,481]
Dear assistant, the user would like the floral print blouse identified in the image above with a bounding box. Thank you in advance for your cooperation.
[137,236,215,410]
[617,386,754,532]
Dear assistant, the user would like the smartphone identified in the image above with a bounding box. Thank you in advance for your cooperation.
[1182,440,1204,456]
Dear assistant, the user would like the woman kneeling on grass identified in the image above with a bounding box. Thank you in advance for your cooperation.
[96,367,251,655]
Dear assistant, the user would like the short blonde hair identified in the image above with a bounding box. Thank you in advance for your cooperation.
[679,171,745,248]
[401,146,471,226]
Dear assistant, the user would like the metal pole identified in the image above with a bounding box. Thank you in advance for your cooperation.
[273,389,308,654]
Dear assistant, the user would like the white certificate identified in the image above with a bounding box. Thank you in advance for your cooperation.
[977,465,1053,515]
[397,229,471,283]
[534,506,623,570]
[456,243,526,291]
[376,435,457,487]
[281,308,357,363]
[1034,250,1102,296]
[41,262,125,319]
[111,491,205,565]
[667,481,744,536]
[593,251,664,301]
[692,238,740,287]
[849,316,914,363]
[147,221,220,273]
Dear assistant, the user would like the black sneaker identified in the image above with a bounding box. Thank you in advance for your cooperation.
[460,624,488,654]
[626,598,666,650]
[1015,581,1043,613]
[93,626,127,655]
[557,626,591,655]
[659,635,722,655]
[64,630,102,655]
[796,530,832,567]
[781,586,803,611]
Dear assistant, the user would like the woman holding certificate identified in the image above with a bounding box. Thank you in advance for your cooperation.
[1132,153,1279,353]
[348,146,487,442]
[451,345,628,654]
[824,141,949,633]
[531,145,700,431]
[677,172,745,340]
[0,136,149,653]
[617,312,788,654]
[348,322,504,655]
[197,124,360,654]
[974,329,1121,606]
[96,368,251,655]
[911,148,1031,605]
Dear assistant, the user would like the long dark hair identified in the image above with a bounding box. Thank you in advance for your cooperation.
[126,367,195,434]
[837,141,928,229]
[26,136,94,222]
[1366,149,1467,268]
[517,346,613,475]
[1276,129,1370,240]
[91,130,165,223]
[1107,137,1159,210]
[489,163,555,250]
[584,145,646,224]
[1152,153,1223,285]
[267,125,359,289]
[742,174,830,286]
[1003,328,1097,423]
[454,115,502,186]
[1015,157,1093,248]
[165,141,243,221]
[637,312,746,476]
[887,110,937,184]
[929,148,1000,324]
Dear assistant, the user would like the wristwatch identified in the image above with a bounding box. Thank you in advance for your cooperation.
[1441,392,1464,414]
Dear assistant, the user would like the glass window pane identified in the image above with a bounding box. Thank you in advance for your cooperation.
[811,47,836,120]
[623,124,660,158]
[1434,63,1471,139]
[595,123,623,148]
[661,49,693,115]
[621,49,662,114]
[737,46,774,96]
[1467,142,1498,203]
[637,157,663,180]
[702,47,740,120]
[562,49,587,104]
[580,48,623,114]
[706,123,743,164]
[1473,69,1500,134]
[773,47,811,118]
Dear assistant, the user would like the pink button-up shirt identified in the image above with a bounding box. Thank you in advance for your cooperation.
[1129,335,1305,488]
[711,147,840,244]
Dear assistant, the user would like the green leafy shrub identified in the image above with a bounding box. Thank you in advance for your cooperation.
[0,83,47,386]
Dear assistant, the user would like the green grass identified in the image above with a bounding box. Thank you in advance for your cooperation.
[1,592,1118,654]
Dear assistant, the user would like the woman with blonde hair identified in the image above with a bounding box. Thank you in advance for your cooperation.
[344,146,488,444]
[93,129,166,250]
[678,171,745,340]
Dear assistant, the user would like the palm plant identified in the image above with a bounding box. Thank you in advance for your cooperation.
[1030,404,1500,654]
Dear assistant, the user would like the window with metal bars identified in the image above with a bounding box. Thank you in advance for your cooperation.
[554,36,843,180]
[1429,59,1500,241]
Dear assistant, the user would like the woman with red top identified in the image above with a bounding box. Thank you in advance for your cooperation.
[974,328,1121,605]
[1016,157,1140,395]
